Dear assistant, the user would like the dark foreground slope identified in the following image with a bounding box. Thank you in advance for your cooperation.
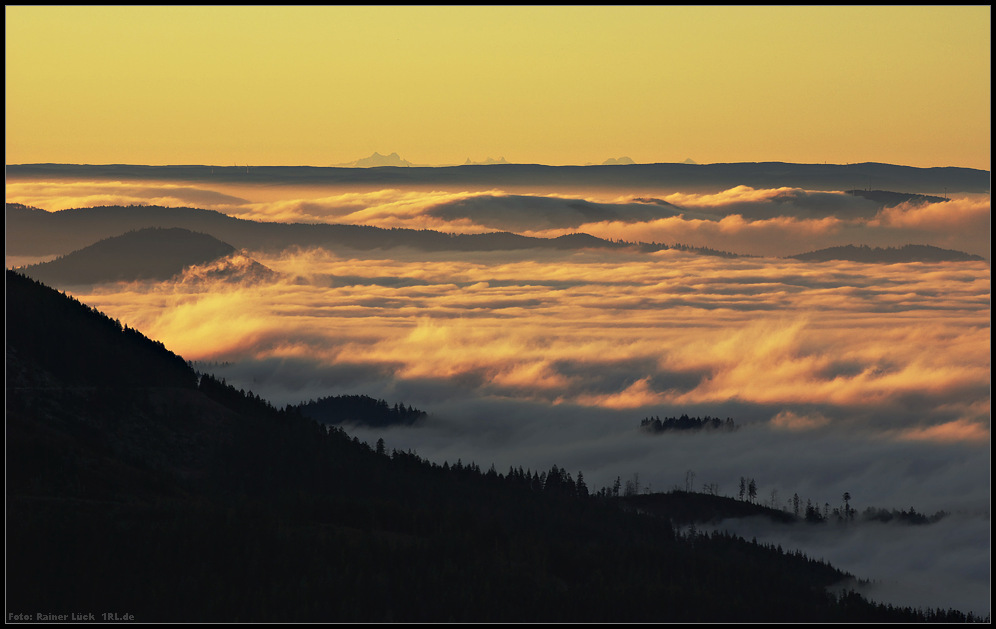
[5,271,980,622]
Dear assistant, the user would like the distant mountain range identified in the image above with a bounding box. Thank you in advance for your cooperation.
[788,244,985,263]
[464,156,510,165]
[336,152,415,168]
[602,156,635,165]
[8,162,989,194]
[7,204,985,269]
[14,227,277,286]
[3,203,730,259]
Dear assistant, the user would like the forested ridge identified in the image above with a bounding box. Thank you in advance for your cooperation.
[788,243,985,263]
[5,270,985,622]
[291,394,427,428]
[4,203,768,261]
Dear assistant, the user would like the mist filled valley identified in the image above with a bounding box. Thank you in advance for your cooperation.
[6,162,991,619]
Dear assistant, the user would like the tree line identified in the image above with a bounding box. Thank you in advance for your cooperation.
[291,393,427,428]
[641,414,738,433]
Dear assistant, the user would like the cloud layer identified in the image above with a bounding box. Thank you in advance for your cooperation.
[8,177,990,616]
[67,247,990,503]
[6,179,991,258]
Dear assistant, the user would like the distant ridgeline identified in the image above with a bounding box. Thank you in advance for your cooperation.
[640,414,738,433]
[788,244,984,263]
[292,394,426,428]
[861,505,946,526]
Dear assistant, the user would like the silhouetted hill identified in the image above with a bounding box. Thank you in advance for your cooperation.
[7,161,989,194]
[788,244,985,263]
[15,227,252,285]
[423,193,690,231]
[845,189,950,207]
[5,270,982,622]
[293,394,427,428]
[6,203,246,257]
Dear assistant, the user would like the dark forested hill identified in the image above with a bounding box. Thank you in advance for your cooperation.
[15,227,246,285]
[788,244,985,263]
[293,394,427,428]
[845,189,950,207]
[5,270,982,622]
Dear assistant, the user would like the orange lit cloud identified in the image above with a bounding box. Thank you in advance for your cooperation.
[8,180,989,258]
[897,418,990,443]
[523,214,848,257]
[873,196,990,231]
[4,180,251,212]
[57,246,989,447]
[229,189,514,233]
[770,410,832,431]
[574,377,665,409]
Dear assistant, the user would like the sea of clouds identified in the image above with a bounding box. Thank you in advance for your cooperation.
[7,177,991,616]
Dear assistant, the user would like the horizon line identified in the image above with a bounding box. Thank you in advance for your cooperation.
[5,160,991,172]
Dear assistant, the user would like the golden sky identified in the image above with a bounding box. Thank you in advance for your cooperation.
[5,5,991,169]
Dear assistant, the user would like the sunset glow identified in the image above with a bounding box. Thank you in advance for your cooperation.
[5,5,990,169]
[5,5,991,619]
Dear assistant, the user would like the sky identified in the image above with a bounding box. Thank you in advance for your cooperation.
[5,5,991,169]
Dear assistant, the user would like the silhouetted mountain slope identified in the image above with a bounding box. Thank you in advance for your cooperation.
[788,244,985,263]
[6,271,195,389]
[15,227,244,285]
[5,270,981,622]
[7,161,990,194]
[5,203,724,258]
